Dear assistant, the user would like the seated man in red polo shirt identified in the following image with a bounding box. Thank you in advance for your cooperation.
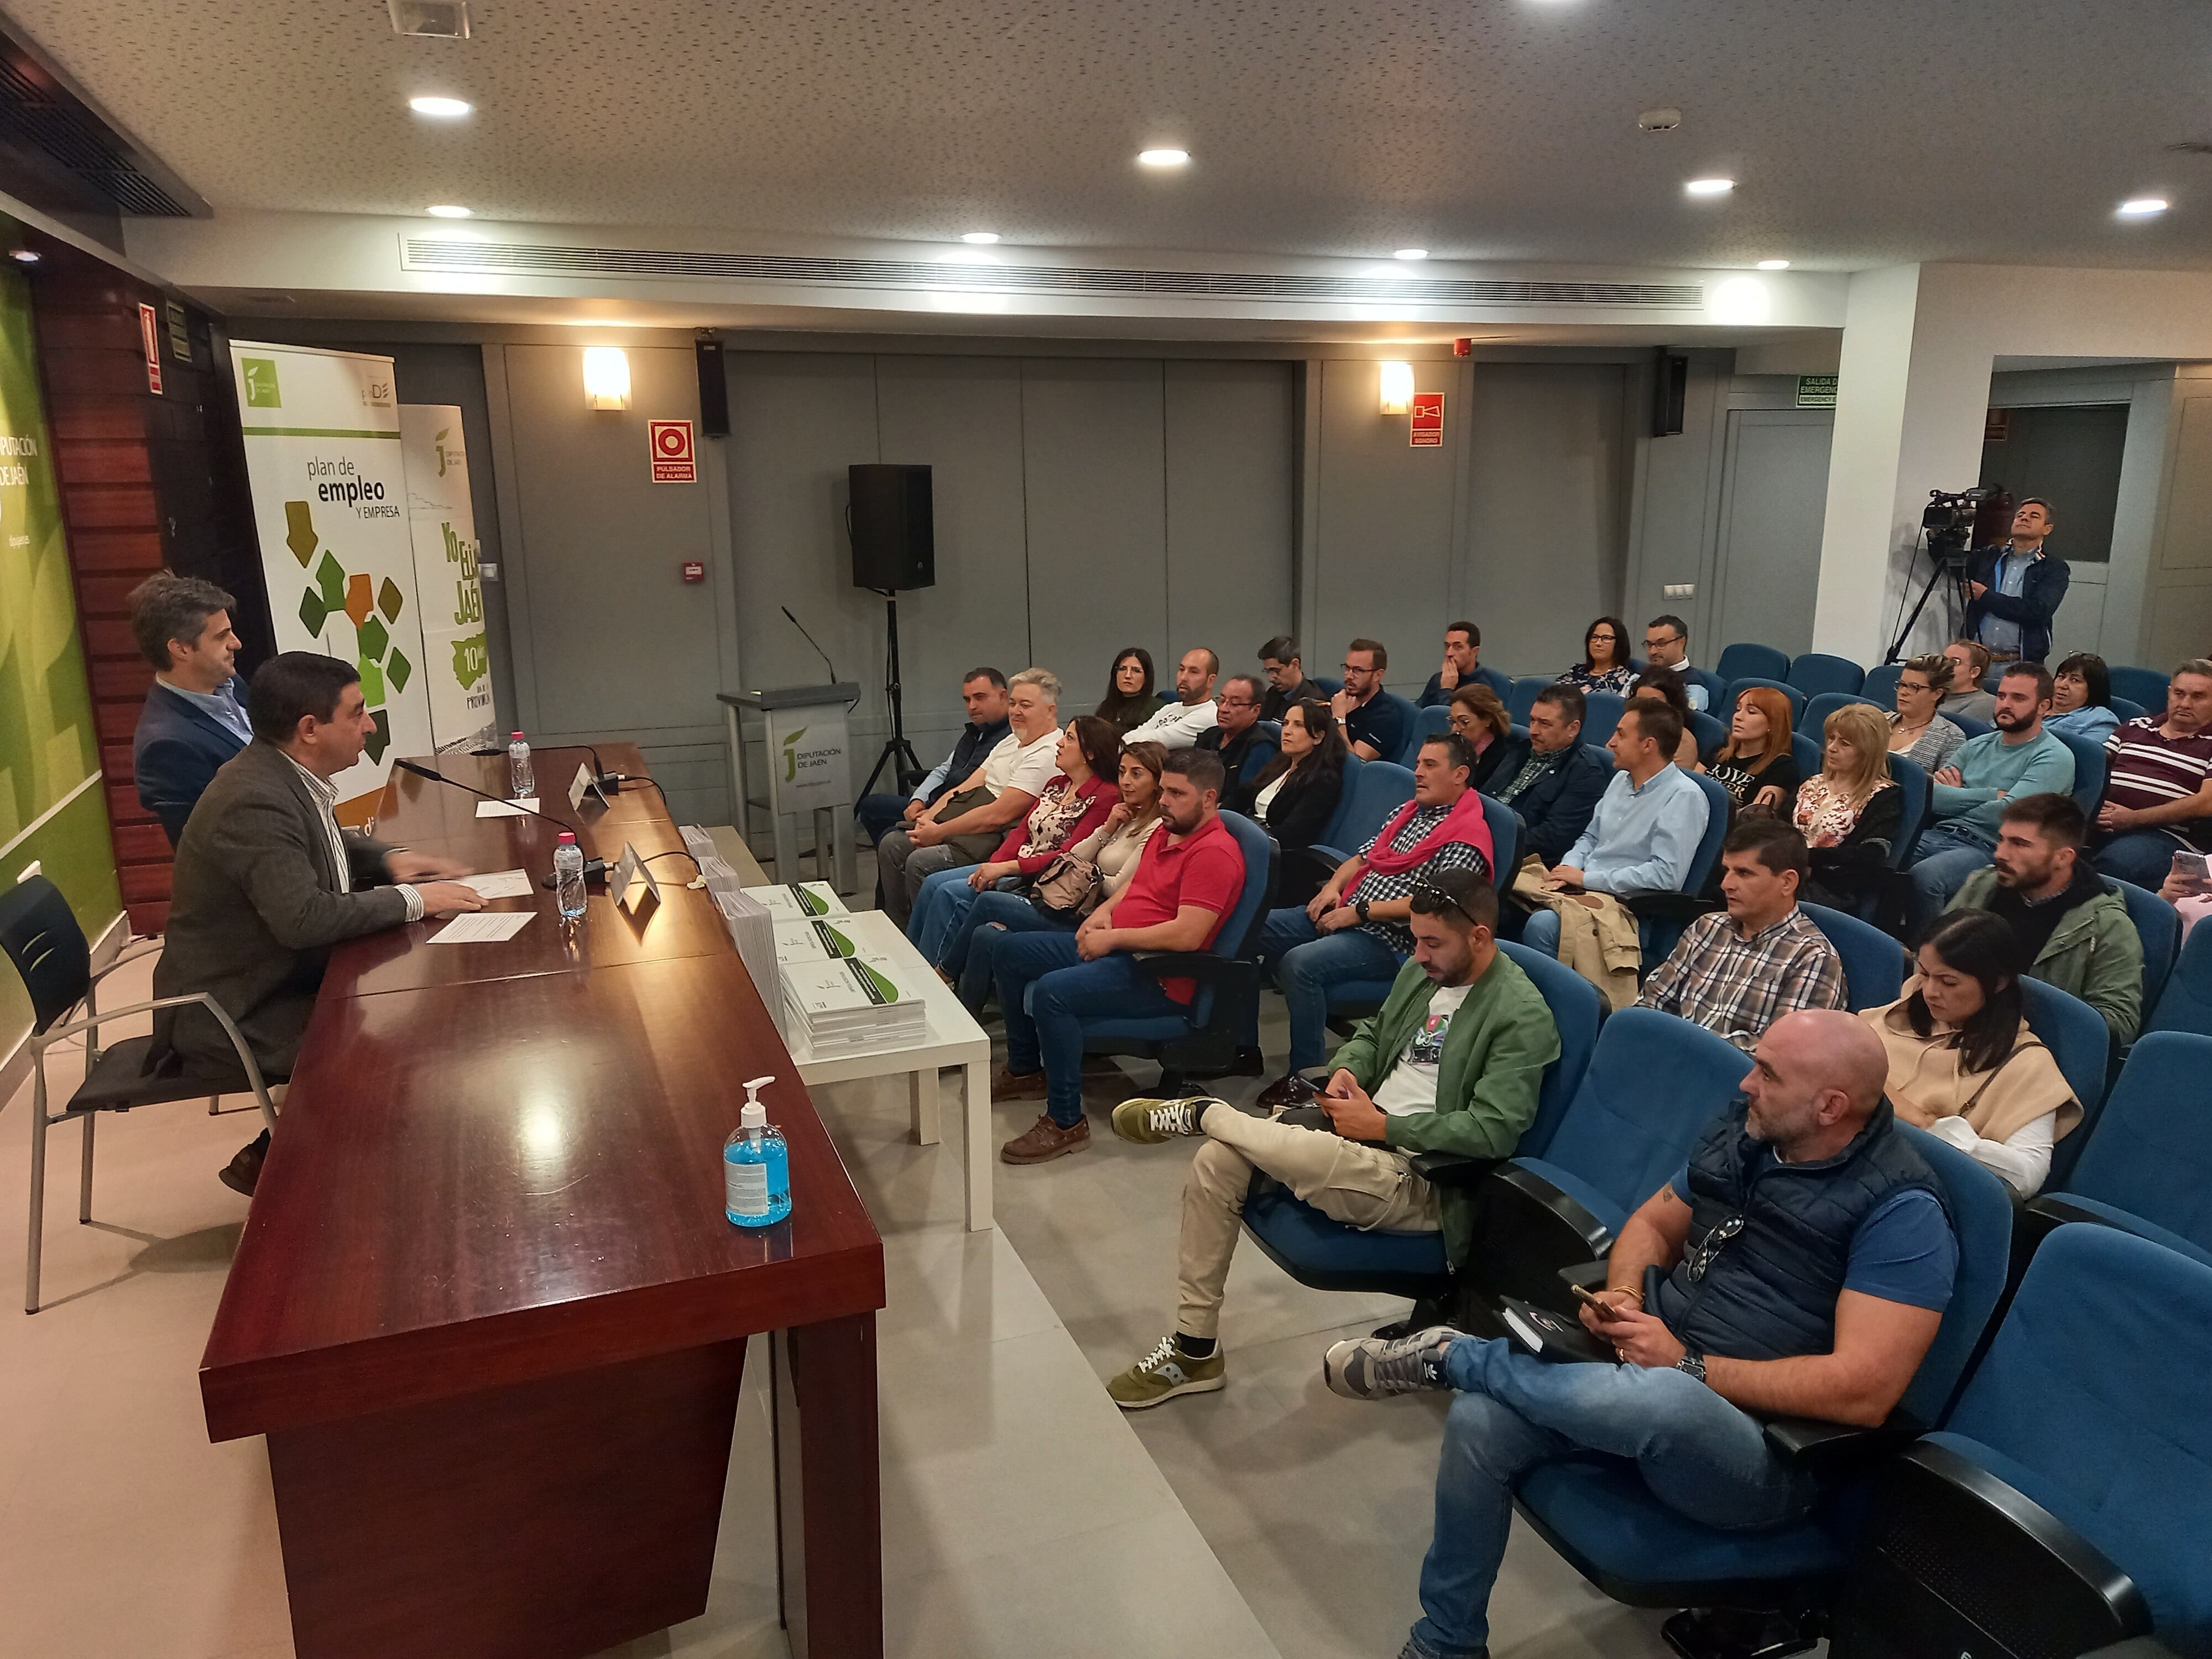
[993,748,1248,1165]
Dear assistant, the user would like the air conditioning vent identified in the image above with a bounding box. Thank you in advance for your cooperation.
[0,32,201,216]
[399,238,1705,310]
[390,1,471,38]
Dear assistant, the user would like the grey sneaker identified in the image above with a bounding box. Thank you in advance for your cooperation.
[1323,1325,1458,1400]
[1110,1094,1217,1144]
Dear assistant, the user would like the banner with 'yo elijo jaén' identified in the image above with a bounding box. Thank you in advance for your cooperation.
[233,341,434,819]
[400,405,496,752]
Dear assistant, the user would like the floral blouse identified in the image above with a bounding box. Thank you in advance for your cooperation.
[1556,664,1636,695]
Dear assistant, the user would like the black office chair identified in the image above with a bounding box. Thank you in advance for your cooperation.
[0,876,279,1313]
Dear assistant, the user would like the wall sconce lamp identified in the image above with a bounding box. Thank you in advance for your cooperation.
[1379,361,1413,416]
[582,347,630,410]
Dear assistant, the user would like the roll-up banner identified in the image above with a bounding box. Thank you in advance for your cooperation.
[399,405,496,752]
[232,342,432,820]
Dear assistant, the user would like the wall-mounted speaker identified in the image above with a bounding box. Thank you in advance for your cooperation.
[1653,351,1689,437]
[848,463,935,592]
[696,339,729,437]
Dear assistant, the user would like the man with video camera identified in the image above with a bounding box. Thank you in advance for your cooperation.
[1963,497,2069,665]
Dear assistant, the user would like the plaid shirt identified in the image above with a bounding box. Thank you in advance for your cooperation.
[1345,802,1492,953]
[1635,905,1844,1051]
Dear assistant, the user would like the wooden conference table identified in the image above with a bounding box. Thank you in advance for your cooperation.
[197,745,885,1659]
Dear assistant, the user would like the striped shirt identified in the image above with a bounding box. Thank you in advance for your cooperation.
[2102,718,2212,852]
[1345,802,1493,953]
[1636,905,1846,1052]
[283,753,423,920]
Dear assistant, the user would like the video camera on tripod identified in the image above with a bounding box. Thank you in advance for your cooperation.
[1886,486,1998,662]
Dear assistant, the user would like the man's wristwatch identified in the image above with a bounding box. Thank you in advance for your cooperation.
[1354,899,1371,923]
[1675,1348,1707,1384]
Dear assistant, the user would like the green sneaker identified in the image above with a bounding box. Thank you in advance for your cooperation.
[1107,1335,1226,1410]
[1110,1095,1217,1143]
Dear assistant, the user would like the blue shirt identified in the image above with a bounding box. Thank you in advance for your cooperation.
[1929,729,2075,846]
[2046,704,2120,746]
[1976,549,2036,658]
[1671,1161,1957,1312]
[1564,762,1710,896]
[1344,691,1412,762]
[158,675,253,744]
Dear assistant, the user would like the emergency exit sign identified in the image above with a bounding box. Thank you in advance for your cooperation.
[1795,375,1838,408]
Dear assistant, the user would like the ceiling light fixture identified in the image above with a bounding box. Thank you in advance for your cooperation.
[8,249,38,264]
[1756,259,1790,270]
[1684,177,1734,196]
[1137,148,1190,168]
[2117,197,2169,217]
[961,231,1000,244]
[1379,362,1415,416]
[408,95,473,119]
[1638,107,1683,132]
[1393,248,1428,261]
[582,347,630,410]
[426,204,471,218]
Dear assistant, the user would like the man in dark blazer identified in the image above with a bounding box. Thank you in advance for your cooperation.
[1963,496,2069,666]
[154,652,484,1196]
[1492,684,1613,867]
[128,572,252,847]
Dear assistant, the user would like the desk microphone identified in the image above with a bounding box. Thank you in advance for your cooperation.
[389,760,605,885]
[782,606,839,683]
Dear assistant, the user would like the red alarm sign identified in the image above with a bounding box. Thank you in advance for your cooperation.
[649,418,696,483]
[1410,393,1444,447]
[680,560,706,583]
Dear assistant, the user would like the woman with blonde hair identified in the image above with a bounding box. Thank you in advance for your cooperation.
[1446,684,1528,793]
[1888,651,1968,770]
[1794,702,1904,910]
[1704,684,1799,815]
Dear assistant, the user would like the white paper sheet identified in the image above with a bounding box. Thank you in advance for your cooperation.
[427,911,536,945]
[457,868,534,899]
[476,797,540,818]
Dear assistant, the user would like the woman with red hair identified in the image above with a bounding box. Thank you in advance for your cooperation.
[1705,685,1800,817]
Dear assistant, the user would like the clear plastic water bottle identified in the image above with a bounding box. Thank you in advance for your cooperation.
[724,1075,791,1228]
[553,832,587,921]
[507,731,535,798]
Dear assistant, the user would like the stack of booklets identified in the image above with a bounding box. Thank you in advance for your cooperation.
[743,880,849,922]
[713,888,777,997]
[774,914,862,966]
[780,952,928,1052]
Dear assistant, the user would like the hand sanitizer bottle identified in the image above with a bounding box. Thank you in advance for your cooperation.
[724,1074,791,1228]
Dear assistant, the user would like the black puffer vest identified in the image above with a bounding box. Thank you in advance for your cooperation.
[1655,1099,1944,1362]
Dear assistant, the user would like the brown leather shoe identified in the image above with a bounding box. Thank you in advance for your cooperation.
[991,1065,1047,1100]
[218,1131,269,1198]
[1000,1114,1091,1165]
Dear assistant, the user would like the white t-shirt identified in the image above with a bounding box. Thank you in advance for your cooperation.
[1371,982,1474,1117]
[1252,771,1287,817]
[1125,698,1218,749]
[980,727,1061,800]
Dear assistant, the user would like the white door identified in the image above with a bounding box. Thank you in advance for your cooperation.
[1712,409,1836,658]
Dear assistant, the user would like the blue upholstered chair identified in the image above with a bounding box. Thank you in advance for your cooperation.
[1800,691,1880,740]
[1715,643,1792,685]
[1681,666,1729,713]
[1405,703,1450,766]
[1838,1227,2212,1655]
[2107,666,2171,718]
[2027,1032,2212,1271]
[1950,713,1993,740]
[1787,653,1866,699]
[1801,901,1906,1012]
[2056,730,2108,817]
[1067,811,1278,1091]
[1519,770,1731,967]
[1860,662,1904,708]
[1471,665,1514,701]
[1725,676,1808,723]
[1885,752,1931,869]
[1240,941,1603,1301]
[1510,1126,2014,1643]
[2112,879,2180,1027]
[2145,916,2212,1040]
[1506,676,1554,724]
[1791,732,1823,782]
[1579,690,1627,748]
[1307,674,1343,698]
[1308,759,1413,866]
[2020,977,2112,1190]
[2108,694,2149,723]
[1687,709,1725,757]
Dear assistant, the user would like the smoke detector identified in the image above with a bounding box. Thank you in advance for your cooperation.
[1639,107,1683,133]
[389,1,471,38]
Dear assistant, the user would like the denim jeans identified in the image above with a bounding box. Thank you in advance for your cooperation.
[956,889,1076,1010]
[1412,1338,1818,1656]
[1250,906,1406,1070]
[908,866,982,960]
[1906,822,1996,939]
[2093,828,2189,890]
[994,937,1181,1127]
[853,792,910,848]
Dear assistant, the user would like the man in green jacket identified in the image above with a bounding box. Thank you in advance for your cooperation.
[1946,792,2144,1046]
[1100,869,1560,1408]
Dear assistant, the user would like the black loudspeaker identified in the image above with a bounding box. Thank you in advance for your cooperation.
[1653,351,1689,437]
[848,463,935,592]
[696,340,729,437]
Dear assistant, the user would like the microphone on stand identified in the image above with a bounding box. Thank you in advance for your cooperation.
[782,606,839,683]
[389,759,609,886]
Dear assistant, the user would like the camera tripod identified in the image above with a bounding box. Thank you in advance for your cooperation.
[1885,539,1975,665]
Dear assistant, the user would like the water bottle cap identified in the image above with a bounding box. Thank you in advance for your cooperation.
[557,831,576,844]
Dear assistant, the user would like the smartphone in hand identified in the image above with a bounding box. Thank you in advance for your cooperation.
[1572,1283,1626,1321]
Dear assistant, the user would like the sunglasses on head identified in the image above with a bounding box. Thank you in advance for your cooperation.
[1413,879,1484,929]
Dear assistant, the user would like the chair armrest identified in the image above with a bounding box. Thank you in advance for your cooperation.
[1759,1415,1915,1478]
[1555,1260,1609,1291]
[1461,1161,1618,1319]
[1618,890,1723,922]
[1306,843,1349,867]
[2026,1194,2115,1230]
[38,993,280,1130]
[1405,1152,1500,1188]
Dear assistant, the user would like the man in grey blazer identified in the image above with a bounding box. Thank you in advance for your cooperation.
[154,652,485,1196]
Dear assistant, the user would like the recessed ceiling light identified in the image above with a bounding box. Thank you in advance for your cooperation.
[1393,248,1428,261]
[1684,177,1735,196]
[1756,259,1790,270]
[426,204,471,218]
[408,95,473,119]
[961,231,1000,244]
[1638,107,1683,132]
[8,249,38,264]
[1137,148,1190,168]
[2118,197,2169,217]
